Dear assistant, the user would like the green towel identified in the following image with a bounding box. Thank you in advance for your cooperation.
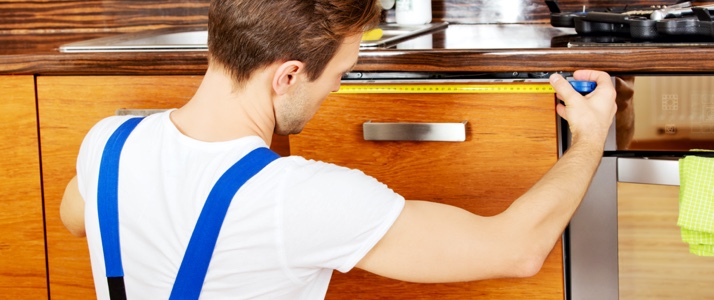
[677,153,714,256]
[681,228,714,245]
[681,229,714,256]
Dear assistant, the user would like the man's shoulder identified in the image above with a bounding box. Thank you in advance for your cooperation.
[84,112,167,144]
[273,155,386,191]
[77,114,162,165]
[276,156,364,177]
[79,116,132,151]
[86,115,144,138]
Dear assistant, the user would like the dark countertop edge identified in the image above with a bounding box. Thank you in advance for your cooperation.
[0,51,209,76]
[4,47,714,76]
[356,48,714,74]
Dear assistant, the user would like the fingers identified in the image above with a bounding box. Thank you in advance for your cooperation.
[553,70,618,144]
[555,102,567,120]
[550,70,618,126]
[550,73,576,122]
[551,70,616,104]
[572,70,616,98]
[572,70,609,85]
[549,73,581,107]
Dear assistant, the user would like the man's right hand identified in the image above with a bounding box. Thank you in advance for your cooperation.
[550,70,617,148]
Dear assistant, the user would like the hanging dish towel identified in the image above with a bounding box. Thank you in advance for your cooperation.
[677,152,714,256]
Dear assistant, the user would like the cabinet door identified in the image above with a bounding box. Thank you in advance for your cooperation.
[290,87,562,299]
[0,76,47,299]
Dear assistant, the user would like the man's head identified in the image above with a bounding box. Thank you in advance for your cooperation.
[271,33,363,135]
[208,0,381,87]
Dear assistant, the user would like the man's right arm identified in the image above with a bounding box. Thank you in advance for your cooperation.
[355,70,617,283]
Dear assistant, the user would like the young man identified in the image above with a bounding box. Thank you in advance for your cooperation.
[61,0,617,298]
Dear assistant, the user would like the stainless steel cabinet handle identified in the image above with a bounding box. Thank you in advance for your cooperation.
[617,157,680,186]
[363,121,467,142]
[115,109,167,116]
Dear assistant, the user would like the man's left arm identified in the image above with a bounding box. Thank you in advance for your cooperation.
[61,176,86,237]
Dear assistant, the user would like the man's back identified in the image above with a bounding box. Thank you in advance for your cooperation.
[76,111,404,299]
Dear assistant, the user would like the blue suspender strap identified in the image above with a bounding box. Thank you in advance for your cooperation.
[97,117,144,300]
[169,147,279,299]
[97,116,280,299]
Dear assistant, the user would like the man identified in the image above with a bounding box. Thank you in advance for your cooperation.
[60,0,617,298]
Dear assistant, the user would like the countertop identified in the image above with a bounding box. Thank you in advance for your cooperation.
[3,24,714,75]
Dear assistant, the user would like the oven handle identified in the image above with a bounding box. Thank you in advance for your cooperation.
[617,157,680,186]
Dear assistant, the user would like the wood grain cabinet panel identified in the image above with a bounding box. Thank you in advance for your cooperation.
[290,87,562,299]
[36,75,290,299]
[0,76,47,299]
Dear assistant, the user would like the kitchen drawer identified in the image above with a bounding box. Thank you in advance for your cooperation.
[290,87,562,299]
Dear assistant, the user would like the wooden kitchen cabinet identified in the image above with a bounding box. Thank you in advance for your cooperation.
[36,76,559,299]
[290,83,562,299]
[0,76,47,299]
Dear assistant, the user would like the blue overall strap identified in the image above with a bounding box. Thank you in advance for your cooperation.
[98,116,280,299]
[169,147,279,299]
[97,117,144,300]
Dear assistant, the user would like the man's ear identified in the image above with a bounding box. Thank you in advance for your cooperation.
[272,60,305,95]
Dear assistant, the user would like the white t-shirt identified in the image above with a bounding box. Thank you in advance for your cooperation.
[76,110,405,299]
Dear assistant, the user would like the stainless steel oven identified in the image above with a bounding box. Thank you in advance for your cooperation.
[566,76,714,300]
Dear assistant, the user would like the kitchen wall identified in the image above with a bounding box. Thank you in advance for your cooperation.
[0,0,208,34]
[3,0,713,34]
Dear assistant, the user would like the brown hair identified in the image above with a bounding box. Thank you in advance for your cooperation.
[208,0,381,86]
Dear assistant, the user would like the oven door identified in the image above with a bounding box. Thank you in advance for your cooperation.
[616,157,714,300]
[567,75,714,300]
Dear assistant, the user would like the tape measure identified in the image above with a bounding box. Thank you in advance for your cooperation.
[335,83,556,94]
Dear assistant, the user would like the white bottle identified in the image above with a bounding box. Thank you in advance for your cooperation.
[395,0,432,25]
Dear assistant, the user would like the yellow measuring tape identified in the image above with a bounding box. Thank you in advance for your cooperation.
[334,83,556,94]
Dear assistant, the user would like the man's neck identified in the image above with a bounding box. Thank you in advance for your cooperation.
[169,66,276,146]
